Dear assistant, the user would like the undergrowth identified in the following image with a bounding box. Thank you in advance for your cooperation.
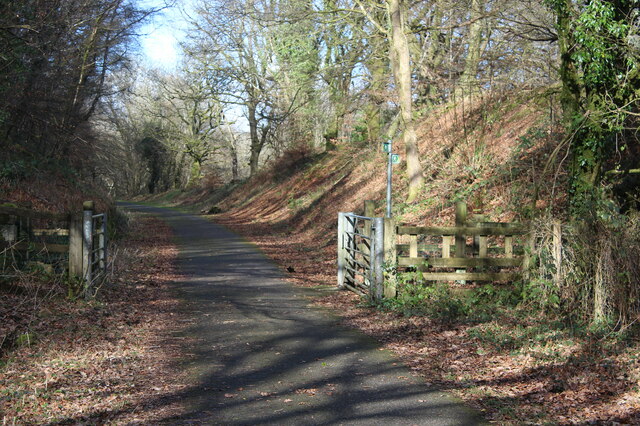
[378,266,640,353]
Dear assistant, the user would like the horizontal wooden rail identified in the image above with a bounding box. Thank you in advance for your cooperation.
[398,256,522,268]
[32,228,69,237]
[396,244,525,255]
[422,272,519,281]
[397,225,527,236]
[1,241,69,253]
[0,206,70,221]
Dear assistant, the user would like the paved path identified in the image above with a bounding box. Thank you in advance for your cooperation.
[121,204,485,425]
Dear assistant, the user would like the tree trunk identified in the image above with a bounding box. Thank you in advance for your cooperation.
[555,0,593,205]
[225,128,240,181]
[231,149,239,181]
[556,0,581,125]
[247,98,261,176]
[457,0,485,98]
[388,0,424,203]
[414,3,445,109]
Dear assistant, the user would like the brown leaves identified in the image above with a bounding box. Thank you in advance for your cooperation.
[0,215,187,424]
[217,203,640,424]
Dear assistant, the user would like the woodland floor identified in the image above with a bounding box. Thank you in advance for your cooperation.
[0,214,189,424]
[215,213,640,425]
[3,204,640,424]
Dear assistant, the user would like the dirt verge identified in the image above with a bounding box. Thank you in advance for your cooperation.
[215,213,640,425]
[0,214,188,424]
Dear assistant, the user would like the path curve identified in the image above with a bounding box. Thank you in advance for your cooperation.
[121,203,484,425]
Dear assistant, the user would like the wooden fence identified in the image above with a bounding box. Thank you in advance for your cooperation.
[0,201,108,298]
[338,200,529,300]
[389,202,527,283]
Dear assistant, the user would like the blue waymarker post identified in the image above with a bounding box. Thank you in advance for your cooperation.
[382,140,395,218]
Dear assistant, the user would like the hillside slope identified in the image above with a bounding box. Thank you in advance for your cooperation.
[145,90,640,424]
[214,89,558,236]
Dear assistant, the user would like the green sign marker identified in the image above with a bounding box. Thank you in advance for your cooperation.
[391,154,400,164]
[382,142,391,153]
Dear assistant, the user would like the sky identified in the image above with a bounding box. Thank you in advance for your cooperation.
[136,0,248,130]
[140,26,180,69]
[138,1,192,70]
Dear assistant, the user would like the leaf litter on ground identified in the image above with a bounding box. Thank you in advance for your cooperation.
[216,211,640,425]
[0,214,190,424]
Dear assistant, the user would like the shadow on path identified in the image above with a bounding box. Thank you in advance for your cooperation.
[119,203,485,425]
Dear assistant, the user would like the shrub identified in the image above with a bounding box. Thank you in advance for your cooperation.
[265,143,317,182]
[525,208,640,327]
[383,269,467,321]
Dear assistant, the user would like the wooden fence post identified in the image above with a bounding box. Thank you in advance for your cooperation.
[383,217,397,298]
[371,217,384,302]
[455,201,467,257]
[82,201,94,299]
[553,221,562,287]
[455,201,467,284]
[337,212,346,289]
[68,213,83,281]
[469,214,486,257]
[442,235,451,258]
[0,214,17,243]
[364,200,375,218]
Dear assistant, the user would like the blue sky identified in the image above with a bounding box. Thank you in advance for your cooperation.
[136,0,248,130]
[138,0,192,69]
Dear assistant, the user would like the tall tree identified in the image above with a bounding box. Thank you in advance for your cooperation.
[0,0,153,165]
[547,0,640,209]
[185,0,302,176]
[349,0,425,201]
[152,67,225,184]
[387,0,425,202]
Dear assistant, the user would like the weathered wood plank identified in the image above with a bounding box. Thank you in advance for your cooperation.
[397,243,442,251]
[398,257,522,268]
[397,225,527,236]
[396,243,524,255]
[409,234,418,258]
[455,202,467,258]
[422,272,519,281]
[32,228,69,237]
[505,236,513,258]
[470,215,486,256]
[442,236,451,258]
[1,241,69,253]
[479,235,488,258]
[0,206,70,221]
[69,214,83,279]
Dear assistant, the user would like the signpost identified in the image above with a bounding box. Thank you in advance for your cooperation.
[383,139,399,218]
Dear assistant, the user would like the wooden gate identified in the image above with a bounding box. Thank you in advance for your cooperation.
[337,201,530,300]
[0,201,109,298]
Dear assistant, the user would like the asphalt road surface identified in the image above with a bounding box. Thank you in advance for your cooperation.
[120,203,485,425]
